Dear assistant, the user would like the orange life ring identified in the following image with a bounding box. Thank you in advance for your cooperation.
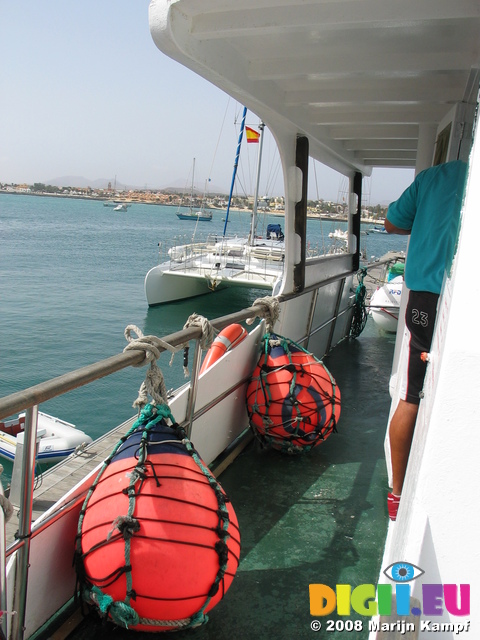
[200,323,248,374]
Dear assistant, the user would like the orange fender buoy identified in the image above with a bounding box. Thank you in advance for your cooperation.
[246,334,341,454]
[76,405,240,632]
[200,323,247,374]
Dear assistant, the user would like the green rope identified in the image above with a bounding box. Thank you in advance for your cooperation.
[76,401,233,631]
[248,333,339,454]
[349,268,368,338]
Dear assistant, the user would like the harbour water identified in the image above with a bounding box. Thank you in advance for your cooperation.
[0,192,407,484]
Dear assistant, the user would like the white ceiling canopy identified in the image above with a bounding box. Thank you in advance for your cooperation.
[149,0,480,175]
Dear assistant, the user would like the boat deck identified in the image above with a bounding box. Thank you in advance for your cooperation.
[45,319,395,640]
[5,418,136,547]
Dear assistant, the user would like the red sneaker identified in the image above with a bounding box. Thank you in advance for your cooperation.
[387,493,401,521]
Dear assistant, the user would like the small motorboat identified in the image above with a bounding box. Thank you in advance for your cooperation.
[369,274,403,332]
[176,209,213,221]
[0,411,93,464]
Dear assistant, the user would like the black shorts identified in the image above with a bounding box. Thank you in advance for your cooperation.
[403,290,439,405]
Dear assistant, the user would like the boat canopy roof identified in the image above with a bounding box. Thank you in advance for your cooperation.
[149,0,480,177]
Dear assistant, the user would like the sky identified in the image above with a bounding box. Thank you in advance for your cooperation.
[0,1,414,205]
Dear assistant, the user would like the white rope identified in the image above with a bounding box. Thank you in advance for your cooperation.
[0,494,14,522]
[183,313,215,350]
[123,325,174,409]
[124,325,178,366]
[246,296,280,333]
[123,316,215,405]
[181,313,215,377]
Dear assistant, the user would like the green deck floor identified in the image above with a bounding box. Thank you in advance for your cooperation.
[65,322,395,640]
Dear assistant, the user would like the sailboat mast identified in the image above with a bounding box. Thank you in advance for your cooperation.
[249,121,265,244]
[223,106,247,237]
[190,157,195,213]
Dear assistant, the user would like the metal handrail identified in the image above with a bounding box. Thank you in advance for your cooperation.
[0,303,263,422]
[0,263,374,640]
[0,251,397,422]
[0,264,362,421]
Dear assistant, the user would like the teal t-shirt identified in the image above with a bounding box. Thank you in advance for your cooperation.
[387,160,467,293]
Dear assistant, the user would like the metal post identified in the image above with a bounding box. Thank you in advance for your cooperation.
[352,171,362,272]
[249,122,265,242]
[0,466,8,640]
[302,288,319,350]
[11,406,39,640]
[184,340,203,439]
[293,135,309,292]
[325,277,347,356]
[223,106,247,237]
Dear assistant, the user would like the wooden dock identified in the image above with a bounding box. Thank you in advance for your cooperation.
[5,416,136,547]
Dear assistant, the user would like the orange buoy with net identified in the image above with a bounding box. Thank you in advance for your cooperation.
[76,403,240,632]
[246,334,341,454]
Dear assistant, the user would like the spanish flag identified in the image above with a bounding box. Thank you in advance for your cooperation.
[246,126,260,143]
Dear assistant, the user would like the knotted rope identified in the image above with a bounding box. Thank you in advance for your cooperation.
[181,313,215,377]
[0,465,14,522]
[246,296,280,333]
[349,268,368,339]
[123,325,173,409]
[0,494,14,523]
[124,314,215,406]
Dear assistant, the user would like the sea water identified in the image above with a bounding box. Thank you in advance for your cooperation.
[0,192,406,482]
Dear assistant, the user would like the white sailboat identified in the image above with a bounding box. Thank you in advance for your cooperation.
[145,114,286,305]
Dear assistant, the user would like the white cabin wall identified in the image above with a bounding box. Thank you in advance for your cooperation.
[271,127,303,298]
[374,109,480,638]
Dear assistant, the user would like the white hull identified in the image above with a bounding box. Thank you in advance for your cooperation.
[0,412,92,464]
[145,235,284,305]
[370,306,399,333]
[369,276,403,333]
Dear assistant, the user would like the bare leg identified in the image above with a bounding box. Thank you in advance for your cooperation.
[389,399,419,496]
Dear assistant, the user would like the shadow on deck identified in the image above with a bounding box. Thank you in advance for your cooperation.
[65,322,395,640]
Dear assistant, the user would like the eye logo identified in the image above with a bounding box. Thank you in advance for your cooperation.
[384,561,424,583]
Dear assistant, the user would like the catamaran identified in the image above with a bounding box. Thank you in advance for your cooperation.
[1,1,479,638]
[145,116,287,305]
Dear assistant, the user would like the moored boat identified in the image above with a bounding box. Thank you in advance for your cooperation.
[145,115,288,305]
[176,209,213,221]
[0,411,92,464]
[369,275,403,332]
[369,259,405,332]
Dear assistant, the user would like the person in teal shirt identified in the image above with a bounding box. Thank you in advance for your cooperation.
[384,160,467,521]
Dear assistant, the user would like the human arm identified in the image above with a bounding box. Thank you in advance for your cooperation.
[384,218,411,235]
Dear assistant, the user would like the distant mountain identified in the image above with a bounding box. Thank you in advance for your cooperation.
[45,175,229,195]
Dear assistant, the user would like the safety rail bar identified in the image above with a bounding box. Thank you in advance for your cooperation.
[0,260,388,640]
[0,267,359,421]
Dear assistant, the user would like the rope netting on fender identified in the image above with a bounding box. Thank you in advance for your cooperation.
[74,322,240,632]
[246,333,341,455]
